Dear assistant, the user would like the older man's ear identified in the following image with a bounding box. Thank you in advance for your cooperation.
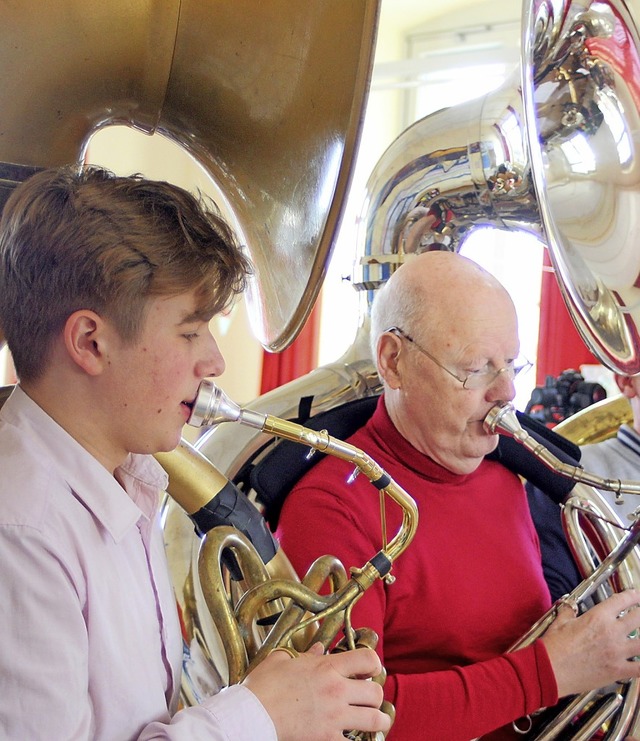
[377,332,404,390]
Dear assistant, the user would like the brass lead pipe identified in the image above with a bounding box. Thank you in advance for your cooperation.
[484,403,640,499]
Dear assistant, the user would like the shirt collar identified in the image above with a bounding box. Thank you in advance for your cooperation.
[2,386,169,541]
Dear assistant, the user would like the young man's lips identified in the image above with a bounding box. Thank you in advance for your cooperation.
[180,400,195,419]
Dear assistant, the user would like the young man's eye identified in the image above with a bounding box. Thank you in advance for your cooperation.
[183,332,199,342]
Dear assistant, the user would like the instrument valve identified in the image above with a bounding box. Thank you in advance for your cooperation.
[347,468,360,484]
[349,565,372,591]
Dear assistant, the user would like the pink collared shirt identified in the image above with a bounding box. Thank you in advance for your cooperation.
[0,386,276,740]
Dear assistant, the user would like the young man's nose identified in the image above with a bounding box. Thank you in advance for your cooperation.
[198,335,225,378]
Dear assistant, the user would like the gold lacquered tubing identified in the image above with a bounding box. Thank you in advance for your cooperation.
[260,414,419,571]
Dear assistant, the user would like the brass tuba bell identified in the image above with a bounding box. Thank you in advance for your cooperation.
[0,0,380,352]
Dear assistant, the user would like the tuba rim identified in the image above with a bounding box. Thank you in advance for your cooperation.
[554,394,633,447]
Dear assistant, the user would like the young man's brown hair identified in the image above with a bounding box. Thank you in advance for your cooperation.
[0,165,251,382]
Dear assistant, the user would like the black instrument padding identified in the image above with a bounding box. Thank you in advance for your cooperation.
[190,480,278,578]
[250,395,380,529]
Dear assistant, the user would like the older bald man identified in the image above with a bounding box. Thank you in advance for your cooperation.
[278,251,640,741]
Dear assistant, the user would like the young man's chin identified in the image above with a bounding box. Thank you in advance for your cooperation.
[165,435,184,453]
[150,431,184,456]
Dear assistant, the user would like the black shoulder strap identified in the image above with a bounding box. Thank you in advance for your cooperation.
[250,395,380,529]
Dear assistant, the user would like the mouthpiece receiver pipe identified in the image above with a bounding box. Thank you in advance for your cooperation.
[484,402,640,500]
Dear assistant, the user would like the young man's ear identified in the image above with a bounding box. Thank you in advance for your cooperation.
[63,310,109,376]
[377,332,404,389]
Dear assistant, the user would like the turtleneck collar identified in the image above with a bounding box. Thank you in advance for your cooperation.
[360,394,476,486]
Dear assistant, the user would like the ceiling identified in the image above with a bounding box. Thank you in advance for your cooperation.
[378,0,486,34]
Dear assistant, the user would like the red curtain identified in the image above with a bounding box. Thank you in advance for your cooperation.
[536,250,599,385]
[259,301,321,395]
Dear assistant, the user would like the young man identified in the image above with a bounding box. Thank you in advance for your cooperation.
[277,251,640,740]
[0,165,389,740]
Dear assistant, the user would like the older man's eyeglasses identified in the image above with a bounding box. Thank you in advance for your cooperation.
[385,326,532,390]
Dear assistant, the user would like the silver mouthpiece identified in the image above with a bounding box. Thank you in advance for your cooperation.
[188,379,267,430]
[483,402,521,438]
[483,401,640,500]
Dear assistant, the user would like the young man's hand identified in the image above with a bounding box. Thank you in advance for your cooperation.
[243,643,391,740]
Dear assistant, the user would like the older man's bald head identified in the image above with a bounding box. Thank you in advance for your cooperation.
[370,251,513,359]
